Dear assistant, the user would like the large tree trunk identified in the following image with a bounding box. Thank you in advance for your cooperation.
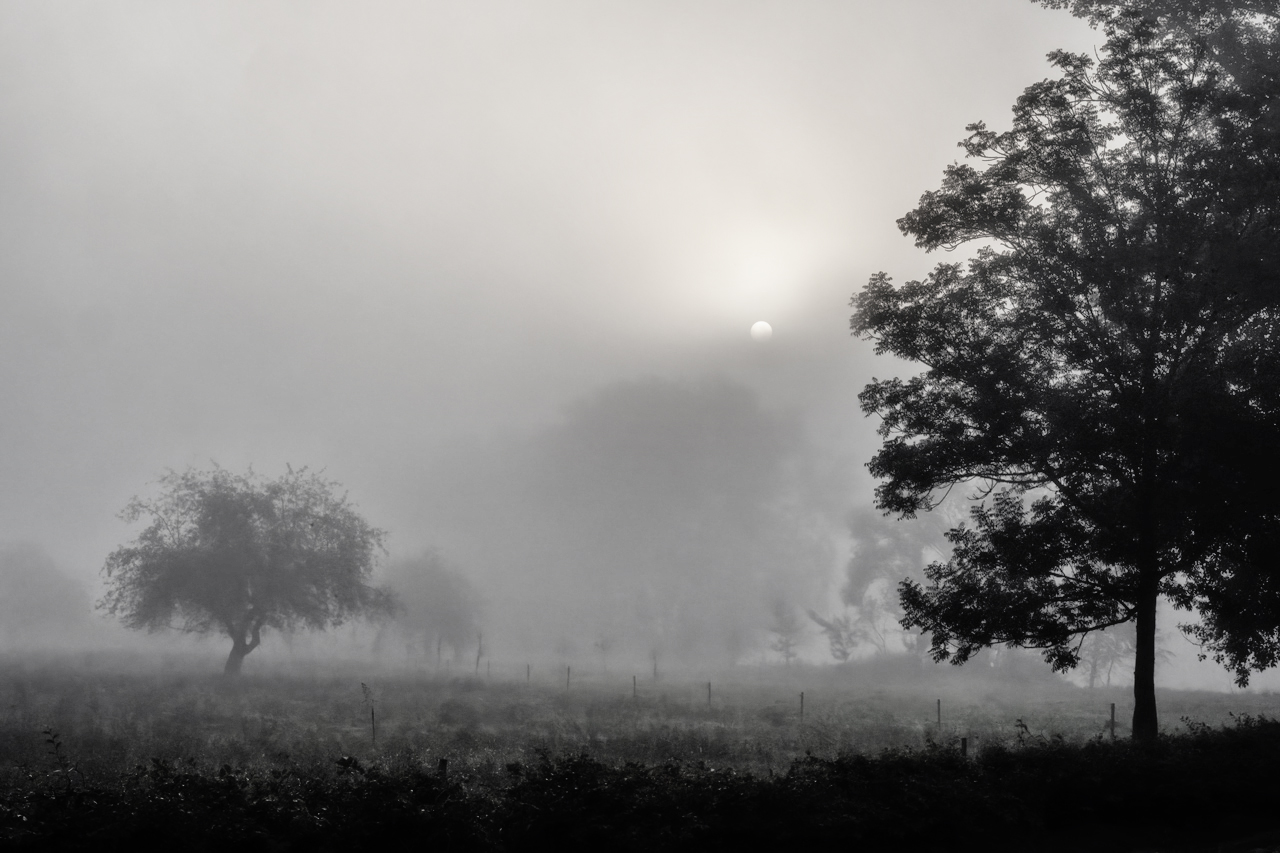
[223,617,263,677]
[1132,581,1159,742]
[224,640,251,676]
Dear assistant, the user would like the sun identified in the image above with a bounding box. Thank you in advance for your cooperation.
[750,321,772,342]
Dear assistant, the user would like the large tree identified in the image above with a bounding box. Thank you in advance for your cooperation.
[101,466,394,674]
[853,9,1280,740]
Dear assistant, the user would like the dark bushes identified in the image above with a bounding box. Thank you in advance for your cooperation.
[2,718,1279,851]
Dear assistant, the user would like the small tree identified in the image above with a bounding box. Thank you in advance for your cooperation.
[807,610,857,662]
[593,635,615,672]
[100,466,394,675]
[768,601,803,665]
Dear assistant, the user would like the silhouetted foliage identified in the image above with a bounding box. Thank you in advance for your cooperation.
[854,11,1280,740]
[1037,0,1278,34]
[100,467,394,674]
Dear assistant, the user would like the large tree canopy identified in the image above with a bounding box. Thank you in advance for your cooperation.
[101,466,393,674]
[1037,0,1278,28]
[853,10,1280,740]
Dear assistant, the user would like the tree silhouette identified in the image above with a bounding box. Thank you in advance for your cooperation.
[101,466,393,675]
[854,10,1280,740]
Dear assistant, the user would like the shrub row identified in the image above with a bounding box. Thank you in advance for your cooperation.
[2,717,1279,851]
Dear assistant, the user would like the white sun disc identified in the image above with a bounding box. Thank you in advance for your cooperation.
[750,321,773,342]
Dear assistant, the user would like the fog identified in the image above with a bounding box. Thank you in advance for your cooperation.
[1,1,1265,689]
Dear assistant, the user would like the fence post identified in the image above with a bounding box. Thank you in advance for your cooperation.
[526,663,530,683]
[633,674,637,698]
[707,682,712,707]
[1110,703,1116,740]
[961,736,967,758]
[800,691,804,722]
[567,666,571,688]
[937,699,942,730]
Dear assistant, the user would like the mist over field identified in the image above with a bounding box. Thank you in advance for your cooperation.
[0,0,1274,698]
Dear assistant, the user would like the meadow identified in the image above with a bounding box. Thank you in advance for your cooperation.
[2,651,1280,850]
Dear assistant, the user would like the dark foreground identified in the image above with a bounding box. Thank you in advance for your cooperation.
[2,718,1279,852]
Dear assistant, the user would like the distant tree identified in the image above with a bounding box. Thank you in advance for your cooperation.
[768,601,803,665]
[807,610,857,662]
[841,506,953,656]
[379,551,481,666]
[853,13,1280,740]
[0,545,94,648]
[1081,627,1137,689]
[484,377,836,667]
[593,635,615,672]
[1080,623,1175,688]
[100,467,393,675]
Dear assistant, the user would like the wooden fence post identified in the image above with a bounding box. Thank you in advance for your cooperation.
[1110,703,1116,740]
[800,691,804,722]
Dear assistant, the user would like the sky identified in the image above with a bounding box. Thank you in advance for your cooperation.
[8,1,1253,685]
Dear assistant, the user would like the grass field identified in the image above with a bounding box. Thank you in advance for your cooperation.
[4,652,1280,850]
[3,650,1278,779]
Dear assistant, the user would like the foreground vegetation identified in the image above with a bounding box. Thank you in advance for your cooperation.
[2,654,1279,850]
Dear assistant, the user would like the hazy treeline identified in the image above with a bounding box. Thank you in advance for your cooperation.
[403,377,846,670]
[0,545,99,651]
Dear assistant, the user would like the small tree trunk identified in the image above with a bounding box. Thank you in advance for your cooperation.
[1132,581,1159,742]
